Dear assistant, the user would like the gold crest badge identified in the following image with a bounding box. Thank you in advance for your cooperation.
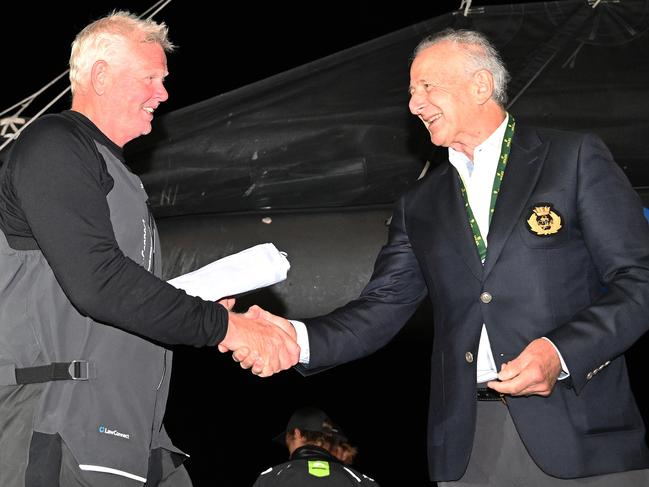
[526,203,562,236]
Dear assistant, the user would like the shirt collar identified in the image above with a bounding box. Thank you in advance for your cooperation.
[448,114,510,171]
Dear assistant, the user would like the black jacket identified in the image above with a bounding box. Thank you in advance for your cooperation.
[252,445,378,486]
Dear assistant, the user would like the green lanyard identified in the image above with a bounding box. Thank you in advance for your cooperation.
[459,115,516,263]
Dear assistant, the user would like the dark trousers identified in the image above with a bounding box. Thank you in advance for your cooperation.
[439,400,649,487]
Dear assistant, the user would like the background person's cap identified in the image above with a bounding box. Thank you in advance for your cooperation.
[273,407,347,444]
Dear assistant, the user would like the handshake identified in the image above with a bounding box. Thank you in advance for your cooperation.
[171,243,300,377]
[217,301,300,378]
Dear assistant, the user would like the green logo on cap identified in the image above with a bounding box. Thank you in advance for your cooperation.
[308,460,330,477]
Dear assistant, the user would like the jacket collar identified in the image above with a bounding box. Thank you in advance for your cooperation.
[430,124,549,281]
[482,125,549,279]
[290,444,339,463]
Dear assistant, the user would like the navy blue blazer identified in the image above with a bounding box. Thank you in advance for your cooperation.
[300,125,649,480]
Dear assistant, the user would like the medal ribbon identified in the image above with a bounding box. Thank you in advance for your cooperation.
[459,115,516,262]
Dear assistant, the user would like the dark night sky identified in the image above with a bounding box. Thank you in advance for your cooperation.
[1,0,547,118]
[3,1,450,116]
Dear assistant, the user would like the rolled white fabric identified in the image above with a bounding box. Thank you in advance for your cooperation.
[167,243,290,301]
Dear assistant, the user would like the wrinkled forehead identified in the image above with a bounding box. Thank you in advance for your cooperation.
[410,42,469,83]
[116,38,168,71]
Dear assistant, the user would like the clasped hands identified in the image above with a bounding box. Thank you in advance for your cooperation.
[217,299,297,378]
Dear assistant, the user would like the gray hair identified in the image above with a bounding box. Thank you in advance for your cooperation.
[69,10,175,94]
[412,28,510,106]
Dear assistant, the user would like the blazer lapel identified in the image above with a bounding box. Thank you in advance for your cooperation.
[433,163,484,280]
[483,126,549,279]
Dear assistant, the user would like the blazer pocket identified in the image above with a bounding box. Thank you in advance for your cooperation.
[561,368,643,435]
[517,193,572,249]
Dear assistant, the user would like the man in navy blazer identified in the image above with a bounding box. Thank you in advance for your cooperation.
[236,29,649,485]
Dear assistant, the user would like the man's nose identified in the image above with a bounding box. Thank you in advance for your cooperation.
[409,94,425,115]
[156,82,169,103]
[408,99,425,115]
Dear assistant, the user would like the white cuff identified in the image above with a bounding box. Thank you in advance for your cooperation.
[541,337,570,380]
[289,320,310,364]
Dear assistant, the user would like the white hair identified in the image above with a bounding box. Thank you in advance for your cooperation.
[69,10,175,94]
[413,28,510,106]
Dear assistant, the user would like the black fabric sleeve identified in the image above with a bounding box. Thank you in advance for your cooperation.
[7,117,227,347]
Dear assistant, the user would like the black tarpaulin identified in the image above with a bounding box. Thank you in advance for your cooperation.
[126,0,649,222]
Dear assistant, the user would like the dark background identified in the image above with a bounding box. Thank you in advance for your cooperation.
[1,0,548,118]
[3,1,648,486]
[1,0,460,117]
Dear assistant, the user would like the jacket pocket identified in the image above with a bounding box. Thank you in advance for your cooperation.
[517,193,572,249]
[0,257,41,367]
[561,364,642,435]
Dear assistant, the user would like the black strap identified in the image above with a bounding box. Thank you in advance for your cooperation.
[15,361,90,384]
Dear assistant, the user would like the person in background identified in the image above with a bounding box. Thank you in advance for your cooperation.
[331,440,358,466]
[239,28,649,486]
[252,407,378,486]
[0,11,298,487]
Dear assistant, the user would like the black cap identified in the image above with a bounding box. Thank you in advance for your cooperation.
[273,407,347,444]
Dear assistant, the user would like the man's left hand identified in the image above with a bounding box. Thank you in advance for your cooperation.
[487,338,562,397]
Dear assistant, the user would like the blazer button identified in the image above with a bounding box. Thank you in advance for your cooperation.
[465,352,474,363]
[480,292,493,304]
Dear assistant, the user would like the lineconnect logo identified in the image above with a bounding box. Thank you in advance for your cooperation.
[98,425,131,440]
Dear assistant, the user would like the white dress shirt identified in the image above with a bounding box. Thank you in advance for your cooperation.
[449,116,507,382]
[450,115,568,382]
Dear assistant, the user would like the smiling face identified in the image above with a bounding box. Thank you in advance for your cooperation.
[408,40,503,159]
[100,39,169,146]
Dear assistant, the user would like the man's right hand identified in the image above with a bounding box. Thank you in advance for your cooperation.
[218,307,299,377]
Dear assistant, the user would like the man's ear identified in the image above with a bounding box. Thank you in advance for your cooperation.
[291,428,303,440]
[90,60,108,95]
[472,69,494,105]
[285,428,299,443]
